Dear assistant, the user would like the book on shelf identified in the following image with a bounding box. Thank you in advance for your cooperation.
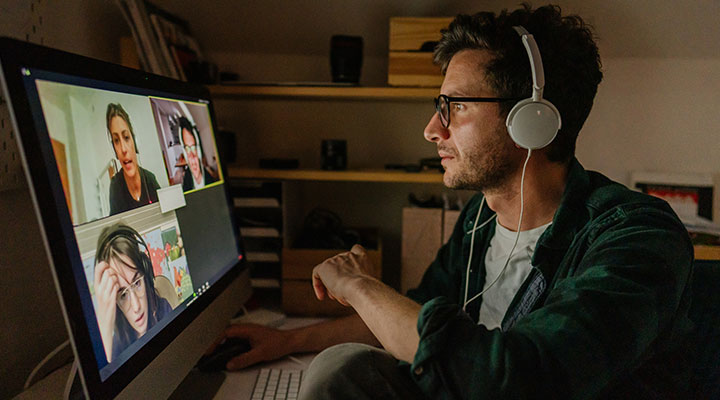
[233,197,280,208]
[240,227,281,238]
[246,252,281,263]
[115,0,149,71]
[250,278,281,289]
[149,14,180,80]
[114,0,203,81]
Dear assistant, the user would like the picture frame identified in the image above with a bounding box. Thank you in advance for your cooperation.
[630,171,720,225]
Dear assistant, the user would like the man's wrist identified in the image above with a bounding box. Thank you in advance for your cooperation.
[344,274,381,306]
[281,326,303,354]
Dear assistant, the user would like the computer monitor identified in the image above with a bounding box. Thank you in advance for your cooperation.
[0,37,251,399]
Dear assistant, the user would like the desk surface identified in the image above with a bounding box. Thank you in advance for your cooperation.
[211,317,323,400]
[211,352,316,400]
[15,316,324,400]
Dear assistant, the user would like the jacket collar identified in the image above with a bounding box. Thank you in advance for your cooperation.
[531,157,591,275]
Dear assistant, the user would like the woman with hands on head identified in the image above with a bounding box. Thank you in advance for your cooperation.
[93,223,172,363]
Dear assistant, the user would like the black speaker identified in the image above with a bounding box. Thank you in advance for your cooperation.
[321,139,347,170]
[330,35,363,83]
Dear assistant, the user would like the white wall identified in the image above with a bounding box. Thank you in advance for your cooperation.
[578,57,720,183]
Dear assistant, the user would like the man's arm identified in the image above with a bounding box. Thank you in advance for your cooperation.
[345,277,421,362]
[312,245,421,362]
[218,313,379,370]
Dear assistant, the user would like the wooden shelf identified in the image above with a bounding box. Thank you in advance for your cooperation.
[228,167,444,183]
[208,84,439,101]
[694,245,720,260]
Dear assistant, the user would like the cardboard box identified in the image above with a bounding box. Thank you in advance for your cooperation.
[443,210,461,244]
[401,208,442,293]
[401,208,461,293]
[388,17,452,87]
[281,232,382,316]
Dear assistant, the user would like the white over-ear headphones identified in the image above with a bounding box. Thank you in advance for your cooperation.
[505,26,562,150]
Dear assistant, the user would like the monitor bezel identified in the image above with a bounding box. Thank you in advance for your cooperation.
[0,37,247,399]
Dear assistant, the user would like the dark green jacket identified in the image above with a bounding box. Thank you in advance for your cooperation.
[406,159,694,399]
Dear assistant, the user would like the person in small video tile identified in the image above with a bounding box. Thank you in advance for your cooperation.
[93,223,172,362]
[177,116,217,191]
[106,103,160,215]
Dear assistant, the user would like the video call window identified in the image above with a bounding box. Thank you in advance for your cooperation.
[35,81,223,227]
[79,218,191,366]
[149,97,222,193]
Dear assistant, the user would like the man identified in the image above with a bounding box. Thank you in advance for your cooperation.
[215,5,694,399]
[178,116,217,191]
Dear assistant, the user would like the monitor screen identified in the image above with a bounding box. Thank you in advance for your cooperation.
[0,37,250,398]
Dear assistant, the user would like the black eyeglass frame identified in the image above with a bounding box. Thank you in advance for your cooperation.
[433,94,522,128]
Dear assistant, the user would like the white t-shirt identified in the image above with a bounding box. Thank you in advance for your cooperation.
[478,221,551,329]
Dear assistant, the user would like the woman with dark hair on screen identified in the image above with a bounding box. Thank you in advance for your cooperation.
[106,103,160,215]
[93,223,172,363]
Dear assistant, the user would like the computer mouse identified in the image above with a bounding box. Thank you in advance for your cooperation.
[196,337,251,372]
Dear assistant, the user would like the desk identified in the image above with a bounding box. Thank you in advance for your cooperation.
[15,316,323,400]
[211,352,316,400]
[205,317,323,400]
[170,315,323,400]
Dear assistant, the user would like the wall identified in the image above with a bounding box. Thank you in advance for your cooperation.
[578,57,720,182]
[0,1,124,397]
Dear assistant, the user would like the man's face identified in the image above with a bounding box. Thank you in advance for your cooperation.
[109,116,139,179]
[424,49,519,192]
[182,128,202,182]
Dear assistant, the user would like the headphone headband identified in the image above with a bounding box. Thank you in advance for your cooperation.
[505,26,561,150]
[97,224,150,263]
[513,26,545,101]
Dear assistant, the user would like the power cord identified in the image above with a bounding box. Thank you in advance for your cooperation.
[24,339,70,390]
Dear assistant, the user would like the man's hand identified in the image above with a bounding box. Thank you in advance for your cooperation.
[205,323,293,370]
[312,244,377,306]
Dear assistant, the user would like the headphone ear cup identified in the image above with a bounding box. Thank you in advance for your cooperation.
[506,98,561,150]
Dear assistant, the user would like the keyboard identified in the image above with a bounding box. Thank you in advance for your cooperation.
[251,368,302,400]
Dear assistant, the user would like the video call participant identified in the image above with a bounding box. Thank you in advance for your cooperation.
[93,223,173,363]
[106,103,161,215]
[210,5,695,399]
[178,116,217,191]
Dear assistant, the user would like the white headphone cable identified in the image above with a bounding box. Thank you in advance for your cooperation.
[462,196,488,311]
[463,148,532,311]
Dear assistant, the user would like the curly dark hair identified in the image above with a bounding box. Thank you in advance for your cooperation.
[434,4,603,163]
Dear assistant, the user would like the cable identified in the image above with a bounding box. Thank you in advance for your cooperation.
[463,148,533,311]
[64,359,78,400]
[463,196,492,310]
[24,339,70,390]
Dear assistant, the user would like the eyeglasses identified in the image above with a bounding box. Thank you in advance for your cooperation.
[433,94,520,128]
[184,145,197,154]
[116,276,145,311]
